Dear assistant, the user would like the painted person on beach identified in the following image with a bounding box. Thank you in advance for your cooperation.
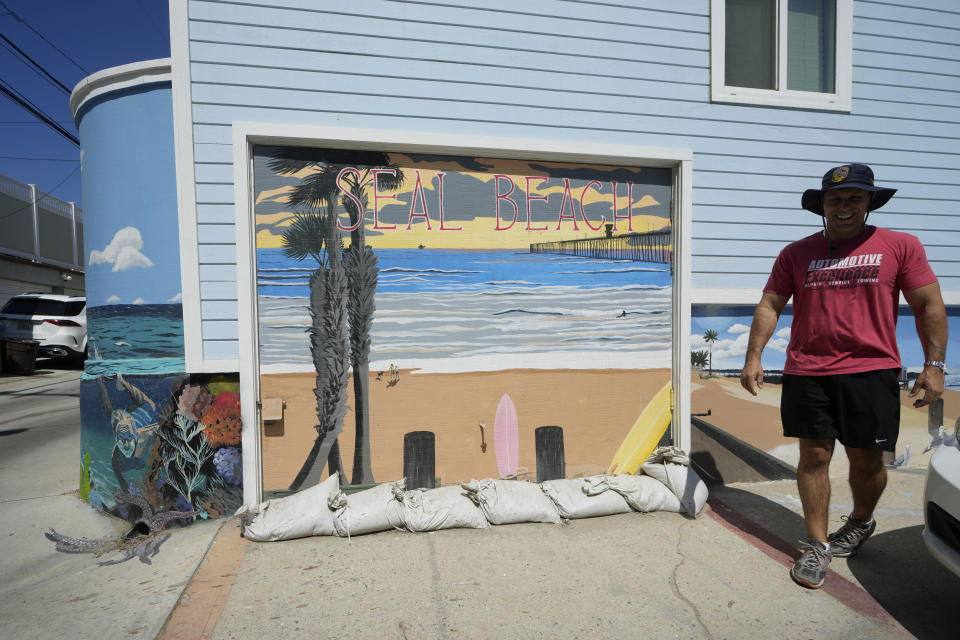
[739,164,948,590]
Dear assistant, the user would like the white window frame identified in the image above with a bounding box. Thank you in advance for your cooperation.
[232,123,693,506]
[710,0,853,111]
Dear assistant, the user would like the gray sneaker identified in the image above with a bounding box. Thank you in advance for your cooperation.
[828,515,876,557]
[790,539,832,589]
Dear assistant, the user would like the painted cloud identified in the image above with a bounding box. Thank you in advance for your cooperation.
[691,323,789,368]
[89,227,155,272]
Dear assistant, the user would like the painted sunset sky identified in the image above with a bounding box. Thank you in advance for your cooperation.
[252,147,673,249]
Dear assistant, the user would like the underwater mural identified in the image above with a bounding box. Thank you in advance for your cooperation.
[79,373,243,524]
[253,146,677,493]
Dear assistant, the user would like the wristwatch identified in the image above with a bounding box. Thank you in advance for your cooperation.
[924,360,946,371]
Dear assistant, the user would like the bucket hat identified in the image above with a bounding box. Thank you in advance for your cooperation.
[801,164,897,216]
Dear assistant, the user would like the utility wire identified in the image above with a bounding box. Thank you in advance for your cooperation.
[0,78,78,145]
[0,119,74,124]
[0,155,78,161]
[0,31,71,94]
[0,0,88,74]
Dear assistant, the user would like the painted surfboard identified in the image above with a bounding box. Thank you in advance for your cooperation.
[494,393,520,478]
[607,381,672,476]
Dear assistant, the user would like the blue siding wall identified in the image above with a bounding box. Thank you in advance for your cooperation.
[186,0,960,360]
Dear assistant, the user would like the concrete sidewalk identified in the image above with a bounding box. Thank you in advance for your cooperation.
[1,367,956,639]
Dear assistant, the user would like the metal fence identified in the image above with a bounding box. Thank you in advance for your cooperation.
[0,172,83,271]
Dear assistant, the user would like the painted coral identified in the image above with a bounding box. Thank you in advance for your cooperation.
[213,446,242,486]
[200,391,241,448]
[178,384,213,422]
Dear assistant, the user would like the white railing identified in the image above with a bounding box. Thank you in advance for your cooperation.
[0,172,84,271]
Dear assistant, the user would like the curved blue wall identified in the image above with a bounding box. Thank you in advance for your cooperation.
[74,74,242,523]
[77,82,181,312]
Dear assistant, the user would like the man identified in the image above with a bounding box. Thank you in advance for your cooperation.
[740,164,947,589]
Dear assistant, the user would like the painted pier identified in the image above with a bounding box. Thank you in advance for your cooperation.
[530,226,672,263]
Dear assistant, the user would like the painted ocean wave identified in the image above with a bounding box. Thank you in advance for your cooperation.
[493,309,566,316]
[380,267,482,274]
[255,248,672,371]
[82,357,187,379]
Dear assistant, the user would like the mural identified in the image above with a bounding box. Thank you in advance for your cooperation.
[691,304,959,385]
[253,146,676,493]
[689,304,960,466]
[79,373,243,522]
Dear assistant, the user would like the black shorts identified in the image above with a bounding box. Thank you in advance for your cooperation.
[781,369,900,452]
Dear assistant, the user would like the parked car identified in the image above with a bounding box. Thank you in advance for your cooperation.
[923,431,960,579]
[0,294,87,361]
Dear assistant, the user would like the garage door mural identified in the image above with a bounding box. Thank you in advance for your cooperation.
[253,146,675,493]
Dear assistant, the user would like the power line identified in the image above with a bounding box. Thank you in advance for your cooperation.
[0,120,74,124]
[0,155,78,161]
[0,31,71,94]
[0,0,88,74]
[0,78,78,145]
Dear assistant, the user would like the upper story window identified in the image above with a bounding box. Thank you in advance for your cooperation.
[710,0,852,111]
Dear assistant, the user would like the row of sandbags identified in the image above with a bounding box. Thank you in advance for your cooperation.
[238,447,708,542]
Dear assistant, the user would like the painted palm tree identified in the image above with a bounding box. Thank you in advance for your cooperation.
[703,329,719,377]
[690,349,709,369]
[270,149,349,489]
[337,160,404,485]
[268,147,403,488]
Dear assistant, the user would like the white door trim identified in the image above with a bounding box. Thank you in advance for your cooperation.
[233,122,693,506]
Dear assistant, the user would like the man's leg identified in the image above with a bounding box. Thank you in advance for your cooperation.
[796,437,835,541]
[844,446,886,521]
[826,446,884,557]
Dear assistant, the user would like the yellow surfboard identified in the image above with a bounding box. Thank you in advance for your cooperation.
[607,381,672,476]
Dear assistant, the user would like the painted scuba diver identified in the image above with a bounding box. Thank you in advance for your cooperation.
[97,374,159,493]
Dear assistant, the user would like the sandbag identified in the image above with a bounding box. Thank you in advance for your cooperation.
[462,478,561,525]
[589,473,683,513]
[239,474,339,541]
[328,480,406,538]
[400,485,489,532]
[641,447,709,517]
[540,476,632,519]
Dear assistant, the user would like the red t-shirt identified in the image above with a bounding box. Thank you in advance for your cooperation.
[764,226,937,375]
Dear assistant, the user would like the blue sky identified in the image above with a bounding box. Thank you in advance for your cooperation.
[690,307,941,375]
[0,1,169,206]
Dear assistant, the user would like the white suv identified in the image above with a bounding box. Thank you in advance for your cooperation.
[0,294,87,361]
[923,430,960,579]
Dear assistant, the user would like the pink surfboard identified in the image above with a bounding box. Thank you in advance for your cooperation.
[494,393,519,478]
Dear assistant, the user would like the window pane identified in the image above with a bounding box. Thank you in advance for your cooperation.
[787,0,836,93]
[725,0,776,90]
[0,298,68,316]
[65,301,86,315]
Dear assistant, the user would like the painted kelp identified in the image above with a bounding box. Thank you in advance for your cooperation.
[79,373,243,524]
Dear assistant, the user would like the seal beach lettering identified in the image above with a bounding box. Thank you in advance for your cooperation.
[333,166,643,234]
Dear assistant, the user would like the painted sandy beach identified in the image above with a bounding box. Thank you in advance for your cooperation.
[260,367,957,491]
[260,368,671,491]
[691,373,960,470]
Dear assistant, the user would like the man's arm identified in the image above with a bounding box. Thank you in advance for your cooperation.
[740,292,789,396]
[904,282,948,408]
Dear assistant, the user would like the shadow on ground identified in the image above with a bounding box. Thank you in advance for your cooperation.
[712,486,955,639]
[846,525,957,640]
[0,356,83,379]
